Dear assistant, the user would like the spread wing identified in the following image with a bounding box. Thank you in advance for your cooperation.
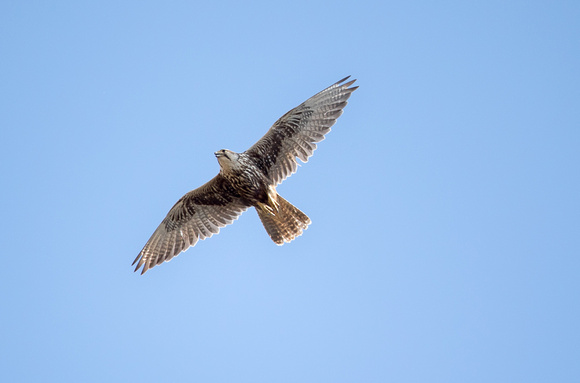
[245,76,357,185]
[133,175,250,274]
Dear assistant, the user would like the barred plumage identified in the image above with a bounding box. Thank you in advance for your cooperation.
[133,76,357,274]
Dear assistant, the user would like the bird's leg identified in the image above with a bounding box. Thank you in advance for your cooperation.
[265,185,280,215]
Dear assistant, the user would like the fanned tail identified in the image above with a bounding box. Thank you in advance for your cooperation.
[256,194,311,245]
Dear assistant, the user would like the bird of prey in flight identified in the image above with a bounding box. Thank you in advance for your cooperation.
[133,76,357,274]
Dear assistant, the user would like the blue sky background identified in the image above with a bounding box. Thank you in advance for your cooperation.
[1,1,579,382]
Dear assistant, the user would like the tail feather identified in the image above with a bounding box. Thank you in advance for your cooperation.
[257,194,311,245]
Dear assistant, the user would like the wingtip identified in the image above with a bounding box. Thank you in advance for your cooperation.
[132,254,149,275]
[133,263,148,275]
[337,76,357,90]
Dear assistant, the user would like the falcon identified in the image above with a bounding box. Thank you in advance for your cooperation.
[133,76,357,274]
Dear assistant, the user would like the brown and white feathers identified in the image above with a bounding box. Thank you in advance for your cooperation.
[133,76,357,274]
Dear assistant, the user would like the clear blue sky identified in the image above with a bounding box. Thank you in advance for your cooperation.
[1,1,579,382]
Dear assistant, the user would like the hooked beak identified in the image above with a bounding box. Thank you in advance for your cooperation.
[215,151,229,160]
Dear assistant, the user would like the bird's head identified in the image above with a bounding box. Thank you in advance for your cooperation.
[214,149,240,172]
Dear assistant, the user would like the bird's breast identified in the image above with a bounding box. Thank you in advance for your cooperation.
[222,164,270,206]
